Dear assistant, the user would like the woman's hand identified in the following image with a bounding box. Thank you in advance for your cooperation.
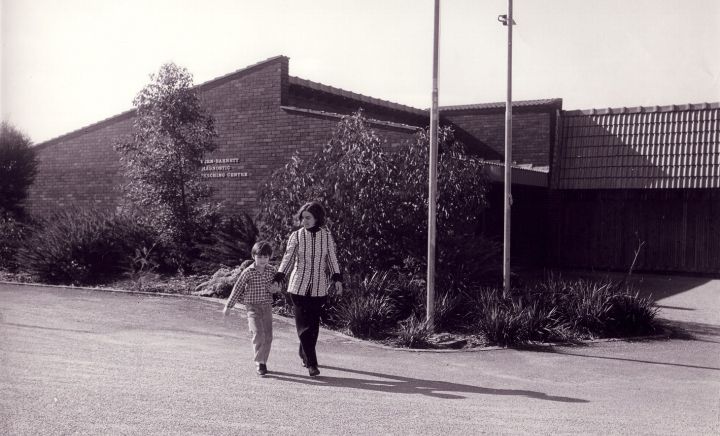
[334,281,343,296]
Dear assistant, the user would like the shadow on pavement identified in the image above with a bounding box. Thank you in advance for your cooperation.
[661,320,720,344]
[265,365,588,403]
[538,348,720,372]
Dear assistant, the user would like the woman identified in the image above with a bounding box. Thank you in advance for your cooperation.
[274,201,343,377]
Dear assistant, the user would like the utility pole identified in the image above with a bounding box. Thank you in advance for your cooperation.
[499,0,515,295]
[427,0,440,330]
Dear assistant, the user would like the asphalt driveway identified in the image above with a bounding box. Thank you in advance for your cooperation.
[1,277,718,435]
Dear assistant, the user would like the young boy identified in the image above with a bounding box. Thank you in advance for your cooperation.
[223,241,280,376]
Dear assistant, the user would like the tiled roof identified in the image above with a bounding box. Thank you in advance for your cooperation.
[439,98,563,112]
[552,103,720,189]
[289,76,427,117]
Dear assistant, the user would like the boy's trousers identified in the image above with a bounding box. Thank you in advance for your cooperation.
[245,303,273,364]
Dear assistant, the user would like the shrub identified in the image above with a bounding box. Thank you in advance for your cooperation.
[0,214,34,271]
[326,271,400,339]
[191,212,258,273]
[257,111,492,284]
[458,274,658,346]
[0,122,37,215]
[17,209,158,285]
[395,316,432,348]
[476,298,528,347]
[523,273,659,339]
[557,279,615,336]
[114,63,218,269]
[192,260,251,298]
[604,292,658,337]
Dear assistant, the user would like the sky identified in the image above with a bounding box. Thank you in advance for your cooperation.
[2,0,719,144]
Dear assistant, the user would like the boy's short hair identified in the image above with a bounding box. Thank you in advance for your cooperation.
[295,201,327,227]
[251,241,273,257]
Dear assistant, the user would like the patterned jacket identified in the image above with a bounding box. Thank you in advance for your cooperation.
[277,226,342,297]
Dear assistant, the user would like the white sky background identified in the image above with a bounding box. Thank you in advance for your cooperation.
[2,0,719,144]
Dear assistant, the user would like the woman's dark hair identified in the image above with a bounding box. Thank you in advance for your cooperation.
[295,201,326,227]
[251,240,273,257]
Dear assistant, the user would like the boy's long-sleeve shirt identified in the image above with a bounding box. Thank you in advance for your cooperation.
[226,263,277,307]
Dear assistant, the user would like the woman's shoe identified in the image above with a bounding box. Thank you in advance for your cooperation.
[308,365,320,377]
[256,363,268,376]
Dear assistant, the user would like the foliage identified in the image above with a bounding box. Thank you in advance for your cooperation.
[461,273,659,346]
[0,213,35,271]
[192,260,252,297]
[257,110,494,282]
[191,212,259,273]
[324,271,400,339]
[0,121,37,215]
[394,316,432,348]
[16,208,158,285]
[114,62,218,267]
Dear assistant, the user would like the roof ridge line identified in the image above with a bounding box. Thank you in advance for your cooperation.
[289,75,426,116]
[36,55,289,148]
[564,101,720,116]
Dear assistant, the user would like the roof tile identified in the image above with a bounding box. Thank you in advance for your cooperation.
[553,103,720,190]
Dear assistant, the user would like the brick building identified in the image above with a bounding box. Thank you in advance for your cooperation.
[28,55,559,218]
[31,55,717,274]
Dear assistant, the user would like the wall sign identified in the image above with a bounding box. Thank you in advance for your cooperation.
[201,157,248,179]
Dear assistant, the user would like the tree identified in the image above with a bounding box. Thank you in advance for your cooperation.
[0,121,37,215]
[114,63,217,265]
[258,111,498,283]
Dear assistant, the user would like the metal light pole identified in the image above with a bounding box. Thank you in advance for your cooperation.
[499,1,515,295]
[427,0,440,330]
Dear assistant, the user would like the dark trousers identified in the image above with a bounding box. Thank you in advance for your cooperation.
[290,294,327,367]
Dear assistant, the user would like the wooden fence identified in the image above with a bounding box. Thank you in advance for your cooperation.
[548,189,720,274]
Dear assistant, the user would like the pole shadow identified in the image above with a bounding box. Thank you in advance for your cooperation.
[265,365,588,403]
[537,348,720,371]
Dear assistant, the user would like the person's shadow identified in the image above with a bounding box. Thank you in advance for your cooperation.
[266,365,588,403]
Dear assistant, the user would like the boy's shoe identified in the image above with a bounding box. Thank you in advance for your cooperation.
[307,365,320,377]
[256,363,268,376]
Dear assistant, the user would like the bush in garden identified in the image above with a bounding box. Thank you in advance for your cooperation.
[257,110,494,282]
[114,62,218,270]
[475,297,528,346]
[0,122,37,215]
[17,208,159,285]
[603,292,658,337]
[532,274,658,338]
[462,274,660,346]
[0,214,35,271]
[395,316,432,348]
[325,271,400,339]
[192,260,252,298]
[191,211,259,273]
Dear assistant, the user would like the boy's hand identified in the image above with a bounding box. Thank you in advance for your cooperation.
[271,282,281,294]
[222,306,229,316]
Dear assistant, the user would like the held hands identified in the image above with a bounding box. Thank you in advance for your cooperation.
[335,281,343,296]
[328,281,343,296]
[271,282,281,294]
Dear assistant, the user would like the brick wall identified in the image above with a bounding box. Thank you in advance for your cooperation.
[443,110,555,166]
[27,113,134,216]
[28,57,422,217]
